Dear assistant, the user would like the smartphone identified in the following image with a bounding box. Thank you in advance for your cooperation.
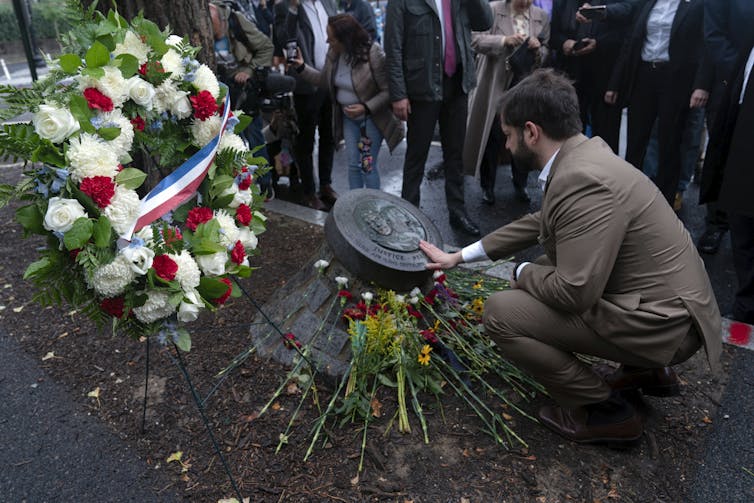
[572,39,588,52]
[579,5,607,20]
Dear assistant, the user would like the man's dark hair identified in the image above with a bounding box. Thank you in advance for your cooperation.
[500,69,582,140]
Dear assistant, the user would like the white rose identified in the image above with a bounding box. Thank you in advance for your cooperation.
[170,93,192,119]
[195,251,227,276]
[127,77,156,109]
[43,197,87,233]
[120,245,155,275]
[177,289,203,323]
[237,227,258,250]
[33,104,80,143]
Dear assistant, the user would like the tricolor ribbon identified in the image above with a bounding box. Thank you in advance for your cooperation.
[121,87,232,241]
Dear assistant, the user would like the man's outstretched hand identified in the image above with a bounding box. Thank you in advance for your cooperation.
[420,240,462,270]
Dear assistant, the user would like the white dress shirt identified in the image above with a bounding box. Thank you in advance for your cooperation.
[641,0,681,63]
[301,0,329,70]
[741,46,754,104]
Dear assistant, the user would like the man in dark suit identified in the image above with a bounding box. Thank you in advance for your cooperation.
[605,0,712,205]
[549,0,642,153]
[699,0,754,324]
[421,69,721,446]
[277,0,338,210]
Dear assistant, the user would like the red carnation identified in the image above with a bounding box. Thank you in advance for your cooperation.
[355,301,367,312]
[131,116,145,132]
[407,305,423,319]
[421,329,439,344]
[283,332,302,350]
[139,61,164,76]
[337,290,353,301]
[163,227,183,246]
[230,240,245,265]
[434,273,447,284]
[152,254,178,281]
[101,297,126,318]
[237,173,252,191]
[190,90,219,120]
[341,307,365,323]
[212,277,233,305]
[69,249,81,261]
[83,87,113,112]
[79,176,116,208]
[235,204,252,226]
[186,207,214,231]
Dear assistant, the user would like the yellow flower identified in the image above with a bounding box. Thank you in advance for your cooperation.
[418,344,432,366]
[471,297,484,314]
[472,280,484,290]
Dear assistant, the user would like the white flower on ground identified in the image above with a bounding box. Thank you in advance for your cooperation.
[67,133,119,183]
[91,255,135,297]
[193,64,220,98]
[104,186,140,235]
[43,197,87,233]
[213,209,240,247]
[112,30,150,65]
[133,289,175,323]
[410,287,421,297]
[127,76,156,110]
[335,276,349,288]
[33,104,80,143]
[100,110,134,161]
[361,291,374,303]
[120,244,154,275]
[195,251,227,276]
[190,115,222,147]
[169,250,201,291]
[219,133,247,153]
[237,227,258,250]
[177,289,203,323]
[314,259,330,272]
[395,294,406,304]
[433,270,445,279]
[160,49,185,79]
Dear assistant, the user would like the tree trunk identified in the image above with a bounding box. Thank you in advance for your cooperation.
[82,0,215,67]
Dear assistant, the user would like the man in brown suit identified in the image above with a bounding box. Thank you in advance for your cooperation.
[421,69,721,446]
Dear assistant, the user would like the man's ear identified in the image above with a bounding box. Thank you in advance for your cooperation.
[523,121,540,145]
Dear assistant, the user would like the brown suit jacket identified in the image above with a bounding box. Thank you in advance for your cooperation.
[480,135,721,371]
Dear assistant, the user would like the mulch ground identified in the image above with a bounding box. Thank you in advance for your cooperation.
[0,164,733,502]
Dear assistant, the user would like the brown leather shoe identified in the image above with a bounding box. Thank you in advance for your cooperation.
[537,399,643,447]
[319,184,339,206]
[594,365,681,397]
[304,194,327,211]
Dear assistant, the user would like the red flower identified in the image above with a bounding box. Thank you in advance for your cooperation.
[337,290,353,301]
[421,329,439,344]
[69,249,81,261]
[235,204,252,226]
[163,227,183,246]
[342,307,365,323]
[101,297,126,318]
[283,332,302,350]
[79,176,116,208]
[434,273,447,284]
[83,87,113,112]
[355,301,367,312]
[230,240,245,265]
[190,90,219,120]
[186,207,214,231]
[407,305,424,319]
[424,289,438,305]
[138,60,164,77]
[131,116,145,132]
[152,254,178,281]
[212,277,233,305]
[238,172,252,191]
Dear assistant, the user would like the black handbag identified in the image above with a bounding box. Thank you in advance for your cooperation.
[506,38,536,87]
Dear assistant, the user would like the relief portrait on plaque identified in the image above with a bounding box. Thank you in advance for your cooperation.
[354,199,427,252]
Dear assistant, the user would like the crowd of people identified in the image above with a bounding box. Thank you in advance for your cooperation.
[210,0,753,445]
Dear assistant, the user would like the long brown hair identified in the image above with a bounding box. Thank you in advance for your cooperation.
[328,14,371,65]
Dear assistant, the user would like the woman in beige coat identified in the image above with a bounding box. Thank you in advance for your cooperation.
[292,14,404,190]
[463,0,550,204]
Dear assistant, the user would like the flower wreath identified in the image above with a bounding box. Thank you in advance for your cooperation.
[0,6,267,350]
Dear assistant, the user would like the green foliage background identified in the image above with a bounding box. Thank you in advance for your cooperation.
[0,1,72,44]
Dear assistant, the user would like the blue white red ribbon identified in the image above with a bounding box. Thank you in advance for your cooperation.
[121,88,232,241]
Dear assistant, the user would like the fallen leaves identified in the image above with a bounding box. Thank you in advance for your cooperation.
[166,451,191,473]
[87,386,101,408]
[371,397,383,418]
[41,351,57,361]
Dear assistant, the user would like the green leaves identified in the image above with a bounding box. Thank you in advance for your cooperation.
[197,276,231,299]
[85,40,110,69]
[16,204,45,235]
[115,168,146,190]
[115,53,139,78]
[59,54,82,75]
[98,127,121,141]
[23,257,52,280]
[63,217,94,250]
[173,329,192,352]
[68,95,95,133]
[93,216,112,248]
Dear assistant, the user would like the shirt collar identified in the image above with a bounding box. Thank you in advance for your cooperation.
[537,148,560,190]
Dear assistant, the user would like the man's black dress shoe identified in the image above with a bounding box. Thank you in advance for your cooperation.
[482,187,495,205]
[594,365,681,397]
[513,185,531,203]
[697,228,726,254]
[449,213,481,236]
[537,394,643,447]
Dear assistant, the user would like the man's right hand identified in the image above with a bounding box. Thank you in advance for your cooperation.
[392,98,411,121]
[604,90,618,105]
[419,240,462,271]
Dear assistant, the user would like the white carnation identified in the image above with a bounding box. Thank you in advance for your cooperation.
[177,289,203,323]
[361,291,374,302]
[112,31,150,65]
[193,64,220,98]
[219,133,247,153]
[33,104,80,143]
[213,209,240,247]
[120,244,154,275]
[220,183,252,209]
[133,289,176,324]
[237,227,258,250]
[160,49,185,78]
[165,35,184,48]
[66,133,119,182]
[91,255,135,297]
[43,197,87,233]
[153,79,179,114]
[127,76,156,109]
[335,276,349,288]
[134,226,155,246]
[79,66,130,108]
[195,251,227,276]
[190,115,222,147]
[100,110,134,161]
[104,186,140,235]
[170,250,201,291]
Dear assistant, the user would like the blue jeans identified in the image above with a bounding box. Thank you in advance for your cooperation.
[343,114,383,190]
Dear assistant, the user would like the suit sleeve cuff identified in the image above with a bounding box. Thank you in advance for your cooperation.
[461,241,489,263]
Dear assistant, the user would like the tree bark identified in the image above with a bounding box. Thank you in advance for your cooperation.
[82,0,215,67]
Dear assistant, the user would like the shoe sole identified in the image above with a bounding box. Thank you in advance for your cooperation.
[539,422,643,449]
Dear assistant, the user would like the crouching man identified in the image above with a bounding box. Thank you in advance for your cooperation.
[420,69,721,447]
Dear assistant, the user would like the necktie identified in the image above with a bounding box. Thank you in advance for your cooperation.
[442,0,456,76]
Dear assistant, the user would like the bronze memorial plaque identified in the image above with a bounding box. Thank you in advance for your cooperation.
[324,189,443,290]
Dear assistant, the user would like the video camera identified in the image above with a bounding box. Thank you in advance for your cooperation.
[238,66,296,114]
